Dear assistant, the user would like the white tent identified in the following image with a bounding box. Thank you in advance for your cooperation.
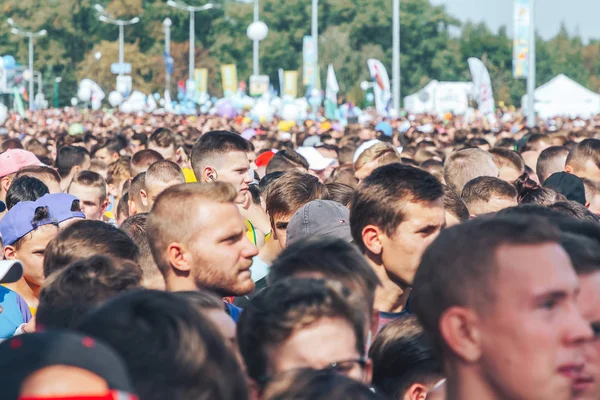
[404,80,473,115]
[522,74,600,119]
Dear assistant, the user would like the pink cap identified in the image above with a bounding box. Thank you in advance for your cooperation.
[0,149,42,177]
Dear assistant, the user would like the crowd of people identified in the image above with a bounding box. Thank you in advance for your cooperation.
[0,106,598,400]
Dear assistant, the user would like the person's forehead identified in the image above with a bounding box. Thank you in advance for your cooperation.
[24,224,58,247]
[194,200,242,228]
[494,242,577,294]
[400,199,445,223]
[69,184,102,200]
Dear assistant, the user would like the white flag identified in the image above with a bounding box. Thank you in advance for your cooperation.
[367,59,392,116]
[325,64,339,120]
[468,57,495,115]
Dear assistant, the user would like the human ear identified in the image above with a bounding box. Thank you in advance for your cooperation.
[439,306,482,363]
[362,225,384,255]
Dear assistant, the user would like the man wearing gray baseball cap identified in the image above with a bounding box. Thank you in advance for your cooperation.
[286,200,353,246]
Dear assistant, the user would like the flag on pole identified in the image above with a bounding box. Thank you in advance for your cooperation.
[367,59,392,116]
[325,64,339,120]
[13,87,25,117]
[468,57,495,115]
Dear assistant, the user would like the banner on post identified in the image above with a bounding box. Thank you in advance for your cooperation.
[283,71,298,98]
[221,64,238,95]
[325,64,339,120]
[195,68,208,94]
[303,36,318,88]
[250,75,270,97]
[468,57,495,115]
[367,59,392,116]
[513,0,530,79]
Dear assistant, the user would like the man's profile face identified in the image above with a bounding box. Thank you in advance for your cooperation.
[93,148,115,165]
[380,199,445,285]
[476,243,592,400]
[212,151,253,204]
[9,225,58,288]
[272,213,292,250]
[268,317,367,384]
[189,201,258,296]
[68,183,106,221]
[574,271,600,400]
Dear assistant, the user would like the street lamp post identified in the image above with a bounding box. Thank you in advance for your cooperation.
[526,0,536,127]
[54,77,62,108]
[163,18,172,96]
[311,0,318,89]
[7,18,47,111]
[94,4,140,76]
[246,0,268,77]
[167,1,217,83]
[392,0,401,115]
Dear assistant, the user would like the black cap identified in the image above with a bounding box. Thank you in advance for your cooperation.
[0,330,135,400]
[543,172,586,205]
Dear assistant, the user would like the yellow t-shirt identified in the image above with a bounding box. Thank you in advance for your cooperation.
[183,168,197,183]
[246,220,257,247]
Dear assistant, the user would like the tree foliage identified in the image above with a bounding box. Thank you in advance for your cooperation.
[0,0,597,106]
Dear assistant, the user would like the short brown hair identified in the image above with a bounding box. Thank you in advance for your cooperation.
[69,170,107,203]
[15,165,61,188]
[489,148,525,176]
[266,150,309,175]
[350,164,444,252]
[566,139,600,172]
[581,177,600,202]
[37,255,142,329]
[443,148,498,194]
[461,176,518,215]
[146,182,237,277]
[190,131,250,177]
[149,128,176,150]
[263,369,384,400]
[561,233,600,276]
[536,146,569,184]
[131,149,164,176]
[412,215,560,355]
[269,237,380,314]
[325,182,354,207]
[145,160,185,185]
[369,315,442,399]
[120,213,163,285]
[107,159,131,186]
[354,142,401,172]
[237,278,365,386]
[442,185,469,223]
[266,171,329,223]
[43,220,140,278]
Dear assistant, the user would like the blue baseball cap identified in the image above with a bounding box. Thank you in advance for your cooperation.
[37,193,85,224]
[0,200,57,247]
[375,121,393,137]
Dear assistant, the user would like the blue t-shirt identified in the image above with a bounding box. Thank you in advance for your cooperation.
[224,302,242,323]
[0,286,32,338]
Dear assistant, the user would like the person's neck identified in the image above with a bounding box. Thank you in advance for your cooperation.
[367,254,411,314]
[446,364,504,400]
[5,278,40,308]
[258,236,281,265]
[165,277,200,293]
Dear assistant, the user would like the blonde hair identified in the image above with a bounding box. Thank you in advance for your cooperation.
[146,182,237,277]
[443,148,498,194]
[354,142,401,172]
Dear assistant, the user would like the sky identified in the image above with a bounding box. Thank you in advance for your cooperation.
[430,0,599,42]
